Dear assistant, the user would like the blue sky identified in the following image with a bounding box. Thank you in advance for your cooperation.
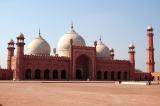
[0,0,160,71]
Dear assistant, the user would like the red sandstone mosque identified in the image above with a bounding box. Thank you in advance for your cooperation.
[0,24,160,81]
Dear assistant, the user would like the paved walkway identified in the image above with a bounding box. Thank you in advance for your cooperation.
[0,81,160,106]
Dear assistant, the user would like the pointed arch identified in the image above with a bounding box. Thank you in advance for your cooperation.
[75,54,92,80]
[61,70,67,79]
[104,71,108,80]
[53,70,58,79]
[117,71,121,80]
[35,69,41,79]
[97,71,102,80]
[111,71,115,80]
[44,69,49,80]
[25,69,32,79]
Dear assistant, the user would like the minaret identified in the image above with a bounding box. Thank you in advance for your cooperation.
[146,26,155,73]
[128,43,135,80]
[7,39,15,70]
[14,33,25,80]
[109,48,114,60]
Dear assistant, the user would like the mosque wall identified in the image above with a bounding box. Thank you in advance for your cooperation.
[0,69,12,80]
[134,72,151,81]
[21,55,70,80]
[96,60,131,80]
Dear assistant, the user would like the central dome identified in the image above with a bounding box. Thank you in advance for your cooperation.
[57,24,86,57]
[27,32,51,56]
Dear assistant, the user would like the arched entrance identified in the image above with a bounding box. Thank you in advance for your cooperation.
[53,70,58,79]
[111,71,115,80]
[61,70,67,79]
[117,71,121,80]
[25,69,32,79]
[35,69,41,79]
[44,69,49,80]
[97,71,102,80]
[104,71,108,80]
[75,55,92,80]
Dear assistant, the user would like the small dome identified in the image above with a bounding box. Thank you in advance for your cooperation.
[128,43,135,48]
[17,33,24,39]
[27,35,51,56]
[147,26,153,31]
[8,39,14,43]
[57,24,86,57]
[109,48,114,52]
[96,39,110,60]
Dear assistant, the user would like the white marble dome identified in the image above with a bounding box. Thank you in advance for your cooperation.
[57,24,86,57]
[27,35,51,56]
[96,39,110,60]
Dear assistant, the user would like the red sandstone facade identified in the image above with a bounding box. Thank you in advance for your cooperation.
[0,26,160,81]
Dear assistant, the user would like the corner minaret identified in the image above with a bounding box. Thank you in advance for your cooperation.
[146,26,155,73]
[128,43,135,80]
[14,33,25,80]
[7,39,15,70]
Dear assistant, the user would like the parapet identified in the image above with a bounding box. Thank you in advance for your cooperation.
[24,54,70,61]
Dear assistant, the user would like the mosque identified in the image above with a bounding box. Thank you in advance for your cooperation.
[0,24,160,81]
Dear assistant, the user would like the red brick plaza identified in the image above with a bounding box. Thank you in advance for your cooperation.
[0,81,160,106]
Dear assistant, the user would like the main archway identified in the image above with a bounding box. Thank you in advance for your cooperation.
[75,55,92,80]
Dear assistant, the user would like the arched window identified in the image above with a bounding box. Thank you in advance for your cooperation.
[117,71,121,80]
[111,71,115,80]
[123,72,128,80]
[104,71,108,80]
[35,69,41,79]
[97,71,102,80]
[53,70,58,79]
[25,69,32,79]
[61,70,67,80]
[44,69,49,80]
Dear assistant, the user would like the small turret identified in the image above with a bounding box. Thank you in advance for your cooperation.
[94,41,97,47]
[53,48,58,56]
[128,43,135,63]
[7,39,15,70]
[128,43,135,80]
